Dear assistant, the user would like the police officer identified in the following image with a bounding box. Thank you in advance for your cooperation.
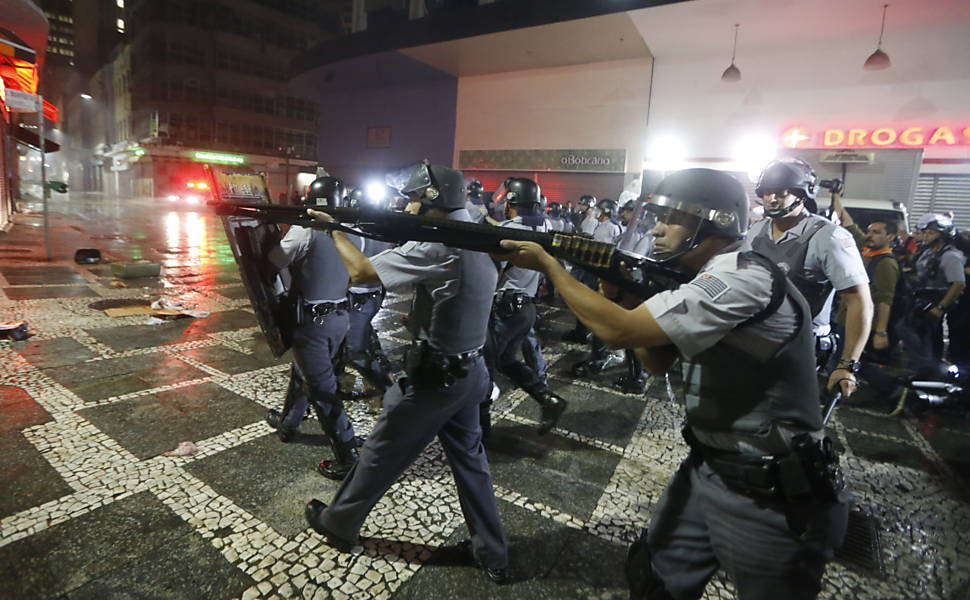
[545,201,573,233]
[895,213,966,377]
[304,163,510,584]
[264,176,360,480]
[465,178,488,223]
[485,177,567,435]
[499,168,848,600]
[612,200,656,393]
[485,177,513,225]
[571,198,625,376]
[344,187,365,208]
[574,194,598,234]
[744,158,872,396]
[343,188,396,399]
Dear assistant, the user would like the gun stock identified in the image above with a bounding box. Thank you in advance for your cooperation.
[210,202,689,298]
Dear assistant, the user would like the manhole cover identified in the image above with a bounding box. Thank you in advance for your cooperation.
[88,299,152,310]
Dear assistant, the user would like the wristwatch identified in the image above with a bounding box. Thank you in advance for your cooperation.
[836,359,862,374]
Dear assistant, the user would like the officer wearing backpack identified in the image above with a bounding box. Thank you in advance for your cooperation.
[895,214,966,378]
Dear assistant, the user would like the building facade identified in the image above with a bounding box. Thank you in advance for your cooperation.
[74,0,345,200]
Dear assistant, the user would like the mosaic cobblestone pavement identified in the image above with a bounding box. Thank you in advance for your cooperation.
[1,200,969,599]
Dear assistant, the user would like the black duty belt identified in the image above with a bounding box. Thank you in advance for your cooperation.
[306,300,349,323]
[404,341,483,390]
[682,427,843,504]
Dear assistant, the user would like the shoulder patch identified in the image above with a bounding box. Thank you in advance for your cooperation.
[689,273,730,300]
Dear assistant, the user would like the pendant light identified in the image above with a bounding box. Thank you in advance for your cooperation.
[863,4,891,71]
[720,24,741,82]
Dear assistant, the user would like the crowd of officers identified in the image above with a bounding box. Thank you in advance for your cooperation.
[257,158,966,599]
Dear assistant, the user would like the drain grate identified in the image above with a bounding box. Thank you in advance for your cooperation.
[836,506,886,577]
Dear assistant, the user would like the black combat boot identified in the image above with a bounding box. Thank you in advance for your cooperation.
[572,336,623,377]
[562,321,590,344]
[530,389,567,435]
[317,437,359,481]
[613,350,647,393]
[264,409,297,443]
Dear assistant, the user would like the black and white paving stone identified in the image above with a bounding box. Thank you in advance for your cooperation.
[1,205,968,599]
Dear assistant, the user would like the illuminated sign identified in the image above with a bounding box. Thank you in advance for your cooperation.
[782,125,970,149]
[192,151,245,165]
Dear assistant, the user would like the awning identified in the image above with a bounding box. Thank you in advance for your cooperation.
[13,124,59,153]
[0,26,38,94]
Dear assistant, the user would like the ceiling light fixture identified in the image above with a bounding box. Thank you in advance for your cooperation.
[721,24,741,82]
[863,4,892,71]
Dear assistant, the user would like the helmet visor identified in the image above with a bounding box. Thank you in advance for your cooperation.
[644,195,705,260]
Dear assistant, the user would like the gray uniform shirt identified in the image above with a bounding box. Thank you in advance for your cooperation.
[580,213,598,235]
[370,209,494,353]
[498,217,547,297]
[268,225,348,303]
[644,244,814,453]
[742,214,868,334]
[464,199,488,224]
[593,219,623,244]
[546,216,572,233]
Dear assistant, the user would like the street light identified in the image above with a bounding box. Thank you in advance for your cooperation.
[80,93,92,100]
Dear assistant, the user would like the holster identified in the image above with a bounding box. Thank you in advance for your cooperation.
[683,428,844,505]
[350,289,383,310]
[493,290,529,318]
[404,340,474,390]
[815,332,839,373]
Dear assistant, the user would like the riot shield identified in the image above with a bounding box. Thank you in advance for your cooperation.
[204,164,293,358]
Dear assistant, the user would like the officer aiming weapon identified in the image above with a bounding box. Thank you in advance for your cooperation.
[210,200,691,299]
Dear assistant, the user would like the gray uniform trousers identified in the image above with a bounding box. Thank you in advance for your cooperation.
[521,327,548,382]
[487,302,545,393]
[283,310,355,445]
[647,458,848,600]
[345,291,392,386]
[318,355,509,569]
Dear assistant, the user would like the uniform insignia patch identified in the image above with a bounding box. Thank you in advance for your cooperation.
[690,273,729,300]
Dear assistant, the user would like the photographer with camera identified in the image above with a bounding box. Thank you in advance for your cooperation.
[830,192,904,405]
[744,159,872,397]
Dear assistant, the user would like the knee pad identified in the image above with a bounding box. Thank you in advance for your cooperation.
[625,531,674,600]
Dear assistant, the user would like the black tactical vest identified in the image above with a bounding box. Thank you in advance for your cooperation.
[750,216,832,318]
[682,252,823,435]
[409,212,498,355]
[915,244,962,298]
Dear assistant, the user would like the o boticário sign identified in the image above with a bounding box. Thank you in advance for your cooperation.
[458,149,626,173]
[781,125,970,150]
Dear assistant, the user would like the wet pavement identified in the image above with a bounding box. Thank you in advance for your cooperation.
[0,192,969,599]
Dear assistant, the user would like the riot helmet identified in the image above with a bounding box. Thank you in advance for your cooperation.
[755,158,818,217]
[504,178,542,217]
[578,195,597,209]
[467,178,483,199]
[596,198,618,219]
[400,161,466,212]
[916,213,956,238]
[646,168,748,264]
[345,187,365,208]
[547,202,563,218]
[305,177,345,208]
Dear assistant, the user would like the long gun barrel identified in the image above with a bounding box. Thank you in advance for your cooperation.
[211,202,689,298]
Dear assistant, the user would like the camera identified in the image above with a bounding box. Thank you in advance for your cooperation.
[819,178,843,195]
